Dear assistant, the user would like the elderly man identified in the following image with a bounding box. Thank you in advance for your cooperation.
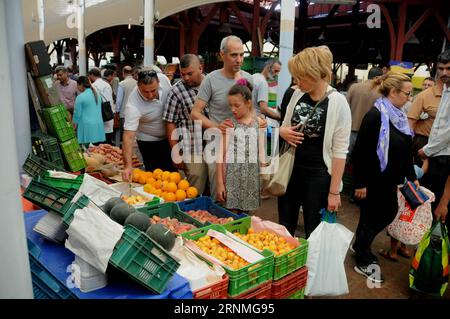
[252,59,282,121]
[55,66,78,116]
[122,69,172,181]
[191,35,254,198]
[163,54,208,194]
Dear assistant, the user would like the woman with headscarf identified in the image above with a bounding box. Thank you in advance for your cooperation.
[352,72,418,283]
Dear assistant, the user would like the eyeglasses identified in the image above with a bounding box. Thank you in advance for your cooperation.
[400,90,412,97]
[138,70,158,81]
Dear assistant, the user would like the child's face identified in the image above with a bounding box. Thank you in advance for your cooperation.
[228,94,251,119]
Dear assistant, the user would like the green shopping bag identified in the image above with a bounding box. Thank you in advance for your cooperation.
[409,222,449,296]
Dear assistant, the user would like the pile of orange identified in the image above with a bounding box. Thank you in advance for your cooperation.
[233,228,297,256]
[132,168,198,202]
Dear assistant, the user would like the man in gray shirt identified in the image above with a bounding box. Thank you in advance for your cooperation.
[191,35,253,198]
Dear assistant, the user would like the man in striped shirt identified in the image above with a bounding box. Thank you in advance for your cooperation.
[163,54,208,194]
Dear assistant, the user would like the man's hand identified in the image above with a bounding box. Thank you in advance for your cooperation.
[122,166,133,182]
[280,125,304,147]
[173,161,187,171]
[435,200,448,224]
[216,183,226,203]
[418,148,428,160]
[218,119,234,134]
[354,188,367,200]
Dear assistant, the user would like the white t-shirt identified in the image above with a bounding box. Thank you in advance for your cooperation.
[92,78,115,134]
[252,73,269,116]
[124,73,172,142]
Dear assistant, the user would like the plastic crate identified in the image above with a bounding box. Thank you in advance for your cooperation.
[271,266,308,299]
[23,154,67,178]
[137,202,204,232]
[176,196,247,226]
[60,138,87,172]
[62,195,91,228]
[231,280,272,299]
[193,274,229,299]
[42,104,75,142]
[23,177,78,216]
[223,217,309,280]
[27,239,77,299]
[31,132,64,168]
[181,224,274,297]
[288,287,305,299]
[41,171,84,191]
[109,225,180,294]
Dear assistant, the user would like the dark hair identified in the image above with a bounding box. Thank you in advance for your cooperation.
[180,54,200,69]
[437,49,450,64]
[137,69,159,85]
[424,77,435,82]
[228,78,253,101]
[77,76,98,103]
[368,67,383,80]
[88,68,101,78]
[104,69,115,78]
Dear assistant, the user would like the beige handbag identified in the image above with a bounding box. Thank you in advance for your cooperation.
[262,89,335,196]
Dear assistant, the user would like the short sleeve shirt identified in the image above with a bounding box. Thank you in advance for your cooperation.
[407,86,442,137]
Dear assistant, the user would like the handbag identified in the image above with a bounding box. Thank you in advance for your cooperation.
[98,91,114,122]
[400,179,430,210]
[262,89,336,196]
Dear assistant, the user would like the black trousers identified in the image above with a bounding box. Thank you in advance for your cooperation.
[421,155,450,229]
[412,134,428,167]
[353,181,398,267]
[105,133,114,145]
[137,139,173,172]
[278,165,331,238]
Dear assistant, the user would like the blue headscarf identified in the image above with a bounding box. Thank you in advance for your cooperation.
[374,97,413,172]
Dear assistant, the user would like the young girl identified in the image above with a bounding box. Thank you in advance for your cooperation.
[216,79,265,212]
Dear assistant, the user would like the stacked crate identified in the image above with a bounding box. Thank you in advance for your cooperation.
[25,40,85,173]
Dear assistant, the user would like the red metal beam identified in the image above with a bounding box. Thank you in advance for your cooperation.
[403,7,434,42]
[251,0,261,56]
[260,1,277,38]
[198,4,221,34]
[395,1,407,60]
[229,2,252,35]
[435,11,450,42]
[379,3,396,60]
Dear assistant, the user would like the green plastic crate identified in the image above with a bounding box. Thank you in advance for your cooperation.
[31,132,64,168]
[137,202,203,232]
[23,177,78,216]
[109,225,180,294]
[223,217,309,281]
[288,287,305,299]
[41,171,84,191]
[42,104,75,142]
[60,138,86,172]
[62,195,90,228]
[23,154,67,178]
[181,224,274,297]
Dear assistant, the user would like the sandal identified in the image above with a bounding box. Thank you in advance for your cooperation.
[397,247,412,258]
[378,249,399,262]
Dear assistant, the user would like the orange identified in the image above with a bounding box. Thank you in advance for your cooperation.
[138,174,147,185]
[178,179,190,191]
[153,180,163,189]
[143,183,153,193]
[132,170,142,183]
[162,171,171,181]
[186,186,198,199]
[164,182,178,193]
[164,192,176,202]
[146,176,156,185]
[175,189,187,201]
[144,171,153,179]
[153,168,163,180]
[169,172,182,184]
[153,189,162,197]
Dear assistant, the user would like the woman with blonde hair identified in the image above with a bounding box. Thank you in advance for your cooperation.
[352,72,418,283]
[278,45,351,238]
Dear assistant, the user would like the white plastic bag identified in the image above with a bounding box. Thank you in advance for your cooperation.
[305,210,354,297]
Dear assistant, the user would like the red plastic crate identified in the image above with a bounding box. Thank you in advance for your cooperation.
[193,274,229,299]
[230,280,272,299]
[271,267,308,299]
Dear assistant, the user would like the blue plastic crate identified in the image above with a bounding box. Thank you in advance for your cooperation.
[176,196,247,226]
[27,239,77,299]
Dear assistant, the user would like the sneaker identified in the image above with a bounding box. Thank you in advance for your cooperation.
[354,265,384,283]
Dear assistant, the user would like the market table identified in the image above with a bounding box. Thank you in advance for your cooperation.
[24,210,193,299]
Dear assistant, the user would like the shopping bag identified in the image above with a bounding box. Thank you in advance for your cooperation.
[387,186,434,245]
[400,180,430,210]
[261,146,295,196]
[305,209,354,297]
[409,222,449,296]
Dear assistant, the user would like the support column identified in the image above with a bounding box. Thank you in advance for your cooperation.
[277,0,296,108]
[37,0,44,41]
[0,0,34,299]
[394,1,407,61]
[5,0,31,168]
[251,0,261,56]
[77,0,86,75]
[144,0,155,66]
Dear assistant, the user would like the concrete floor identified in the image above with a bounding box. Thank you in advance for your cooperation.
[252,194,450,299]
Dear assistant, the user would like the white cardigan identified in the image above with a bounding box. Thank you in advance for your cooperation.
[282,85,352,177]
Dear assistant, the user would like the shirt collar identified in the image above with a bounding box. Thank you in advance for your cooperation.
[433,85,443,97]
